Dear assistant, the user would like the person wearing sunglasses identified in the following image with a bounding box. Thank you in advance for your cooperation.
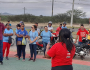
[28,25,38,62]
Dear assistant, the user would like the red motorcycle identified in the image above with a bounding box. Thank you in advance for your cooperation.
[36,32,58,54]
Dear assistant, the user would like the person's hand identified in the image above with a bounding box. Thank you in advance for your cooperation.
[89,34,90,36]
[74,40,77,44]
[30,41,33,44]
[20,34,23,37]
[46,44,50,49]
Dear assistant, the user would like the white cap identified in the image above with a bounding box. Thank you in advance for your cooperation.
[48,21,52,24]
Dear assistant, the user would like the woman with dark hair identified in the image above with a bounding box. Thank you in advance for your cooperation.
[45,29,75,70]
[28,25,38,62]
[3,23,13,60]
[16,24,28,61]
[41,26,52,58]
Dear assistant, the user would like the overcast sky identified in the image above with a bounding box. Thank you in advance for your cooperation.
[0,0,90,17]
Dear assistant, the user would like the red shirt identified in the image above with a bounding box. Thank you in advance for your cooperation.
[56,27,62,35]
[0,22,5,40]
[77,29,89,42]
[47,42,75,67]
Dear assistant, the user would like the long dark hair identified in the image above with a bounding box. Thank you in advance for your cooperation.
[33,25,37,30]
[59,29,74,53]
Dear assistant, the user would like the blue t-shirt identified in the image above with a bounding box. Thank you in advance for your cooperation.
[61,26,67,29]
[41,30,52,43]
[3,28,13,42]
[29,30,38,44]
[17,29,28,41]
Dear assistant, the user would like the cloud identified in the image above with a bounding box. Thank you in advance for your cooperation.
[0,0,90,17]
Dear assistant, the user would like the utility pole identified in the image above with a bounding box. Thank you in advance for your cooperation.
[52,0,54,17]
[24,7,25,15]
[70,0,74,27]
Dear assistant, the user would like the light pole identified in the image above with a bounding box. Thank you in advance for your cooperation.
[52,0,54,16]
[70,0,75,27]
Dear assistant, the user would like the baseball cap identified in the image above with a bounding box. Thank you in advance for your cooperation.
[63,22,66,25]
[48,21,52,24]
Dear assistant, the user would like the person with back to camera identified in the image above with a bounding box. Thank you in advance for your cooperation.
[45,29,75,70]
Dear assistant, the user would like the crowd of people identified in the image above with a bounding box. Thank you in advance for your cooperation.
[0,17,90,70]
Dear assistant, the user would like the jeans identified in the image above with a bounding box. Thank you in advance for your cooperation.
[43,42,48,56]
[29,44,37,59]
[78,42,83,45]
[52,65,73,70]
[18,45,26,59]
[0,40,3,61]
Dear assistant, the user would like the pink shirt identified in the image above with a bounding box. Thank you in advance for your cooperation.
[0,22,5,40]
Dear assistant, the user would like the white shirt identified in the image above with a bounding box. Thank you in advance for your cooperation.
[37,28,40,33]
[47,26,53,31]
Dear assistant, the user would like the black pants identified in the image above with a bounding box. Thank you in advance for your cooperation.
[18,45,26,59]
[52,65,73,70]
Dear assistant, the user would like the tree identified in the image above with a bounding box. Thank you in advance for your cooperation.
[66,9,86,18]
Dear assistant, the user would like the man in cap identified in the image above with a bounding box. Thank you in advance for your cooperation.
[62,22,67,29]
[47,21,53,33]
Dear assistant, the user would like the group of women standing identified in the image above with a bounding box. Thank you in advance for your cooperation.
[14,22,52,62]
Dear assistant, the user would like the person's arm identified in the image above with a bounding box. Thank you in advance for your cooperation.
[15,32,17,35]
[2,23,5,34]
[50,29,53,33]
[86,30,89,35]
[40,31,43,38]
[74,31,79,44]
[45,44,51,59]
[17,34,23,37]
[24,35,28,38]
[45,44,56,59]
[24,31,28,38]
[74,35,78,44]
[32,32,38,43]
[28,36,32,42]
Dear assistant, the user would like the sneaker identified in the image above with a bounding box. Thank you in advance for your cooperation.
[0,61,3,65]
[6,57,9,60]
[43,56,46,58]
[28,58,33,61]
[22,59,25,61]
[33,59,36,62]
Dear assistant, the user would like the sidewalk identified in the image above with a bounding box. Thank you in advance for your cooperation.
[0,51,90,70]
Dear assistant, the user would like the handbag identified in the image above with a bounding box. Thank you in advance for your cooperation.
[17,41,22,45]
[8,36,12,44]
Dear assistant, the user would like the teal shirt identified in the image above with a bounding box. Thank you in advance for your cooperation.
[3,28,13,42]
[41,30,52,43]
[29,31,38,44]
